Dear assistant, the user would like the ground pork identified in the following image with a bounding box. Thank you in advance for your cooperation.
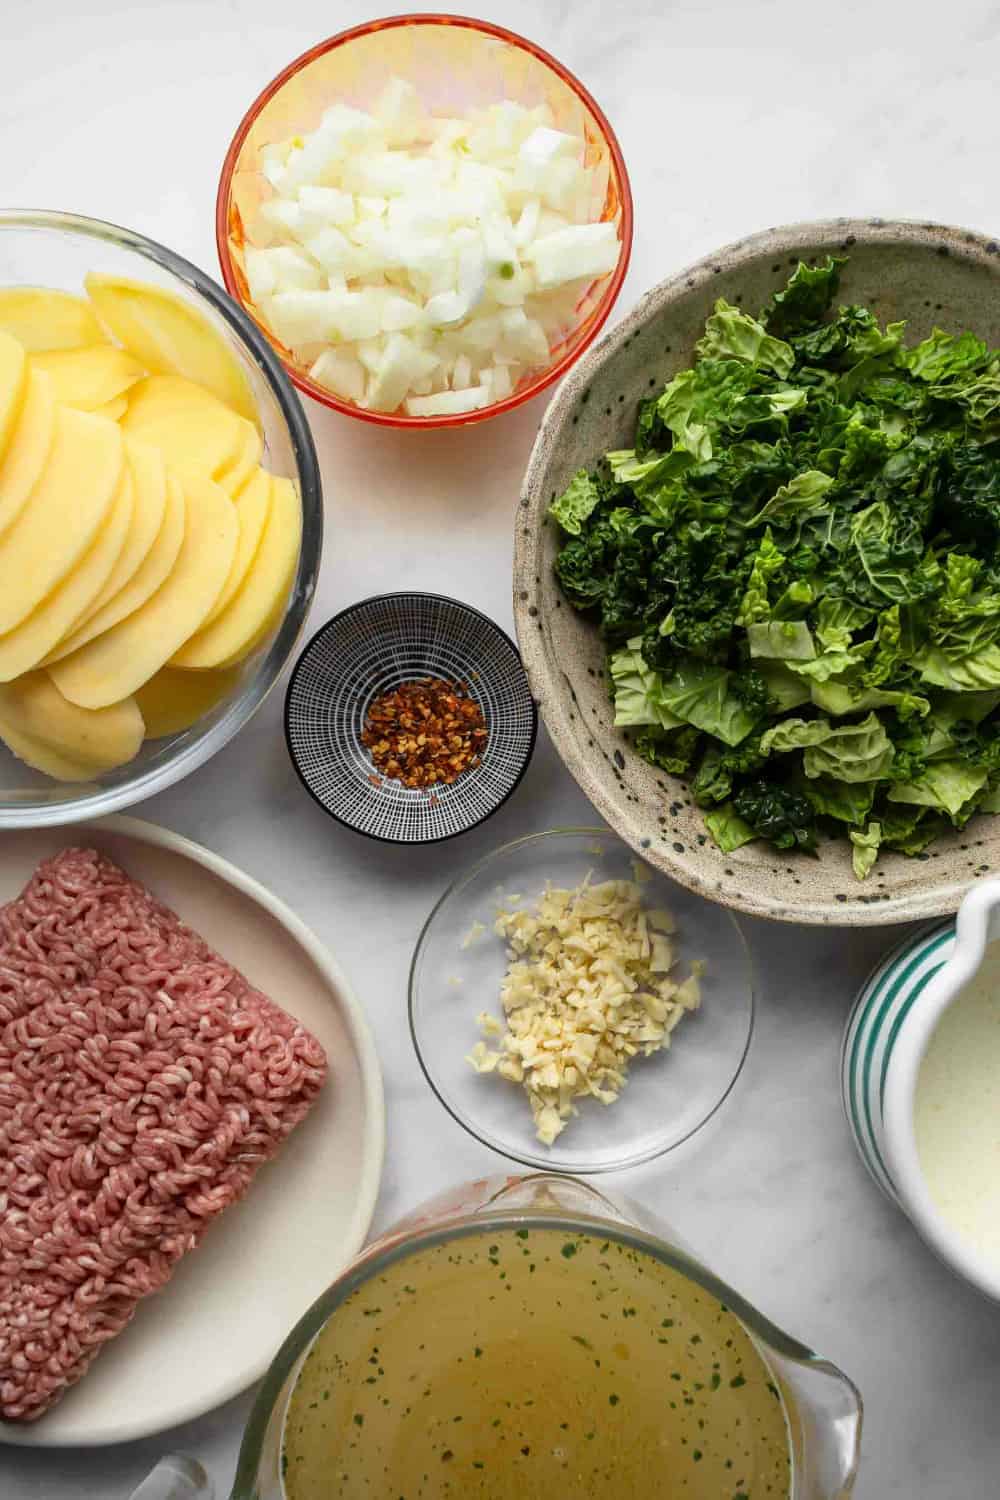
[0,847,328,1422]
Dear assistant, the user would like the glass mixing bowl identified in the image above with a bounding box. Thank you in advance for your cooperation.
[409,828,755,1173]
[0,209,322,828]
[216,13,633,428]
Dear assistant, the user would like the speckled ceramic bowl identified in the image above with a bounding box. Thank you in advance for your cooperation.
[515,218,1000,926]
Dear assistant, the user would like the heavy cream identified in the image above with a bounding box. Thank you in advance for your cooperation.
[914,948,1000,1261]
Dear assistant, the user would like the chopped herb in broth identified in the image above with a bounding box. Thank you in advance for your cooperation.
[282,1227,791,1498]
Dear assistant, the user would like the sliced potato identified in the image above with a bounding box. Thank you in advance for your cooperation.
[201,467,272,627]
[172,474,300,670]
[45,461,183,663]
[123,372,234,422]
[0,287,107,352]
[0,720,101,782]
[0,462,133,680]
[122,374,257,486]
[85,273,257,422]
[0,366,56,538]
[0,671,143,772]
[135,664,240,738]
[50,475,238,707]
[31,344,145,411]
[0,330,27,466]
[92,394,128,422]
[218,419,264,498]
[72,436,168,627]
[0,404,122,634]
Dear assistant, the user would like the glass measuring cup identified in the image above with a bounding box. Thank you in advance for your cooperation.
[132,1173,862,1499]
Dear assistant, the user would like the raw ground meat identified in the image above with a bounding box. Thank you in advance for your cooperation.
[0,847,328,1422]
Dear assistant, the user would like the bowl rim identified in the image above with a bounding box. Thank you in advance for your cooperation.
[215,10,634,429]
[283,589,539,844]
[407,824,756,1173]
[0,207,322,829]
[514,215,1000,926]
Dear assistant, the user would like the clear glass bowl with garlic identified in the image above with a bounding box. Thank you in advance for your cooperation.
[409,828,754,1173]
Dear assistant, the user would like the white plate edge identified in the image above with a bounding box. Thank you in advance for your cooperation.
[0,812,387,1449]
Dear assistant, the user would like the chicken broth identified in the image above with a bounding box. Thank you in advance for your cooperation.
[282,1226,791,1499]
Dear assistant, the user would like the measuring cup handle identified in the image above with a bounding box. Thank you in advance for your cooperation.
[126,1455,214,1500]
[484,1174,629,1221]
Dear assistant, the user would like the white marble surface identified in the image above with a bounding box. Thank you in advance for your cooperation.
[2,0,998,1494]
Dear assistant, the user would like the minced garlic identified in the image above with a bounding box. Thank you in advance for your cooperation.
[466,874,704,1145]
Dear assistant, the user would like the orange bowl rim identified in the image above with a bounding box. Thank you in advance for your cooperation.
[215,11,634,429]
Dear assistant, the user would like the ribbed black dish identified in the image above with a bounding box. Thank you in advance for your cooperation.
[284,593,538,843]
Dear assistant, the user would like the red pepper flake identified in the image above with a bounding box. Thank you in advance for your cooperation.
[362,678,488,790]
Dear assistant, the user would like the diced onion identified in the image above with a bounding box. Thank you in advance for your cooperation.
[247,83,620,415]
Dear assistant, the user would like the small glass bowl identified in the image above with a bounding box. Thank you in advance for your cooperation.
[216,13,633,429]
[0,210,321,829]
[409,828,754,1173]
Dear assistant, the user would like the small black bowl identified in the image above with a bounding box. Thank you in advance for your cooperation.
[284,593,538,843]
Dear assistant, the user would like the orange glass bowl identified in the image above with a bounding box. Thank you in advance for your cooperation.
[216,13,633,429]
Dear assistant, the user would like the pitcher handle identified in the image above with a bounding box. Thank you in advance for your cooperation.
[484,1173,627,1221]
[127,1454,214,1500]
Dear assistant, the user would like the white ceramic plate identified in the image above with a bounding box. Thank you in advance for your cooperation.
[0,815,385,1448]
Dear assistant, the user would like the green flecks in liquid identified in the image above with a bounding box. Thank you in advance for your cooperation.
[281,1226,791,1499]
